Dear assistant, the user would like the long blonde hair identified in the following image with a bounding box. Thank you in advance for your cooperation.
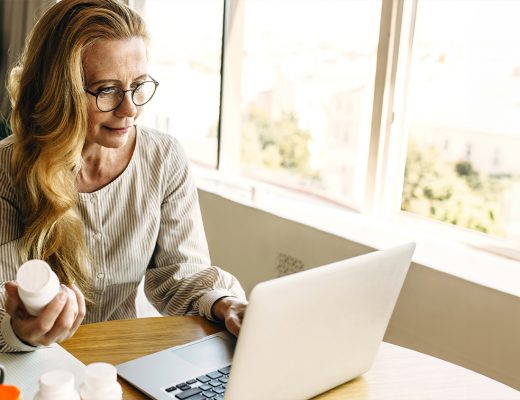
[8,0,148,300]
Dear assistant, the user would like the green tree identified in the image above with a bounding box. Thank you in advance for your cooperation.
[241,106,316,179]
[401,139,508,236]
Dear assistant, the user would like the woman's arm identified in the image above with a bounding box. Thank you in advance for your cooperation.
[143,140,246,330]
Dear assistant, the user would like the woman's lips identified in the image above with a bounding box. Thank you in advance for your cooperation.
[104,126,131,135]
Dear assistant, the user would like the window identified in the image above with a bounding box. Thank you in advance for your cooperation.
[140,0,520,251]
[400,1,520,242]
[231,0,381,209]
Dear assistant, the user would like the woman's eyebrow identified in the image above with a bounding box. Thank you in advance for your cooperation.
[88,74,149,86]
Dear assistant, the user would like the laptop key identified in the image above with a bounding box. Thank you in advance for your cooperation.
[199,384,212,391]
[180,395,205,400]
[218,376,228,383]
[165,386,177,392]
[177,383,191,391]
[175,387,202,399]
[217,366,231,375]
[213,387,225,395]
[208,380,221,387]
[202,391,216,398]
[196,375,211,383]
[207,371,222,380]
[186,379,197,384]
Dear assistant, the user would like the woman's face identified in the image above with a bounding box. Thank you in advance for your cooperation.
[83,37,148,149]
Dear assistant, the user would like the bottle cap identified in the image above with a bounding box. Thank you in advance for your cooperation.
[39,370,75,395]
[17,260,60,316]
[0,385,22,400]
[84,362,118,387]
[80,363,122,400]
[17,260,55,295]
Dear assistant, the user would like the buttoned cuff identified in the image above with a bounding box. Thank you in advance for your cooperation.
[1,314,40,352]
[198,289,241,322]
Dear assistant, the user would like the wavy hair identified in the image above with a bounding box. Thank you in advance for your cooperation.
[7,0,148,301]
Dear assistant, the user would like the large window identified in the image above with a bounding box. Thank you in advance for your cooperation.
[400,1,520,242]
[140,0,520,250]
[236,0,381,208]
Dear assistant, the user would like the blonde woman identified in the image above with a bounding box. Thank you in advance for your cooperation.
[0,0,246,352]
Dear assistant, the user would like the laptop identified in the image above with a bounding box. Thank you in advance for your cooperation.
[116,242,415,400]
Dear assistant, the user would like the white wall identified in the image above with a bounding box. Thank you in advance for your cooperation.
[199,189,520,390]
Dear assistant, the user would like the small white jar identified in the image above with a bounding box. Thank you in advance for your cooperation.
[80,362,122,400]
[34,370,80,400]
[16,259,60,316]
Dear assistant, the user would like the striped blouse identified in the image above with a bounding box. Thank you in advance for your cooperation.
[0,126,245,352]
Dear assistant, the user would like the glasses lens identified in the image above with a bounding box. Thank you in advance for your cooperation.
[133,81,157,106]
[97,88,124,112]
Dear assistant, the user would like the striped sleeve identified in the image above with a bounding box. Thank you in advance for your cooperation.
[0,141,38,352]
[143,138,245,320]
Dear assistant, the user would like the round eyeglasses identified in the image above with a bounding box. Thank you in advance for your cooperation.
[85,76,159,112]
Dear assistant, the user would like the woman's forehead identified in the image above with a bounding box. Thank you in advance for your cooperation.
[83,37,147,83]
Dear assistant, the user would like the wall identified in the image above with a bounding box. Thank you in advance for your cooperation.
[199,189,520,390]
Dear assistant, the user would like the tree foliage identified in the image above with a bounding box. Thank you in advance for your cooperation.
[241,106,317,179]
[401,139,508,236]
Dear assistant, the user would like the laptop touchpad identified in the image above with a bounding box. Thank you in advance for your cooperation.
[173,336,234,369]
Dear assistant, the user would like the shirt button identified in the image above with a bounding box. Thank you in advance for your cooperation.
[97,273,104,279]
[90,197,96,204]
[93,233,102,240]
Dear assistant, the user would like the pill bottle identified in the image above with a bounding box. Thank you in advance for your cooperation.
[34,370,80,400]
[80,362,122,400]
[0,384,22,400]
[16,260,60,316]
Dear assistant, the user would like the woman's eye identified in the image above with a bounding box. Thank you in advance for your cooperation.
[99,87,117,95]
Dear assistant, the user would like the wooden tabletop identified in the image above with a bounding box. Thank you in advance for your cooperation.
[61,316,519,400]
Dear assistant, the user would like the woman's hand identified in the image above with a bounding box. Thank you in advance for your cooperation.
[211,296,247,337]
[4,281,86,347]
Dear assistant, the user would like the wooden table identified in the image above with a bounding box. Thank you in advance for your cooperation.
[61,316,519,400]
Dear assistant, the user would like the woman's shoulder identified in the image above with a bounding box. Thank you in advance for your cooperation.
[138,125,182,150]
[0,136,14,169]
[0,137,15,191]
[136,125,189,166]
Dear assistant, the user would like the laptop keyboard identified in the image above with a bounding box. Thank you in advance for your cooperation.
[163,365,231,399]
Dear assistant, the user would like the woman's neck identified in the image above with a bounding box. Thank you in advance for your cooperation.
[77,127,137,193]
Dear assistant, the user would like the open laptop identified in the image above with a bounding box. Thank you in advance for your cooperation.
[116,242,415,400]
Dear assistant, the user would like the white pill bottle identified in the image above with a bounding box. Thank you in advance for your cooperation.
[80,362,122,400]
[34,370,80,400]
[16,259,60,316]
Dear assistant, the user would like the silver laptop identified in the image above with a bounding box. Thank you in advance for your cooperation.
[117,242,415,400]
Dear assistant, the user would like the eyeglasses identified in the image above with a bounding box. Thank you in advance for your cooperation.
[85,76,159,112]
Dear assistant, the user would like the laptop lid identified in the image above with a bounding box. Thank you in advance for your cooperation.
[225,242,415,400]
[116,242,415,400]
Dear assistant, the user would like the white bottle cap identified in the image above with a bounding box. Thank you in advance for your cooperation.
[37,370,79,399]
[80,363,122,400]
[17,260,60,316]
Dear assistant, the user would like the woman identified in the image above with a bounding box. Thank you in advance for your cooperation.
[0,0,246,352]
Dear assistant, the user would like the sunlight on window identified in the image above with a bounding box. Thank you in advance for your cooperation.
[140,0,224,168]
[401,1,520,242]
[238,0,381,208]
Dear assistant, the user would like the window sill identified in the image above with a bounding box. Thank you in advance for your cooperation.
[194,167,520,298]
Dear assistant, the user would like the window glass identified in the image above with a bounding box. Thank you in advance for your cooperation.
[238,0,381,208]
[140,0,224,168]
[401,1,520,241]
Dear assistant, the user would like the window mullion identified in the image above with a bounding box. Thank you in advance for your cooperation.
[363,0,405,216]
[217,0,244,174]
